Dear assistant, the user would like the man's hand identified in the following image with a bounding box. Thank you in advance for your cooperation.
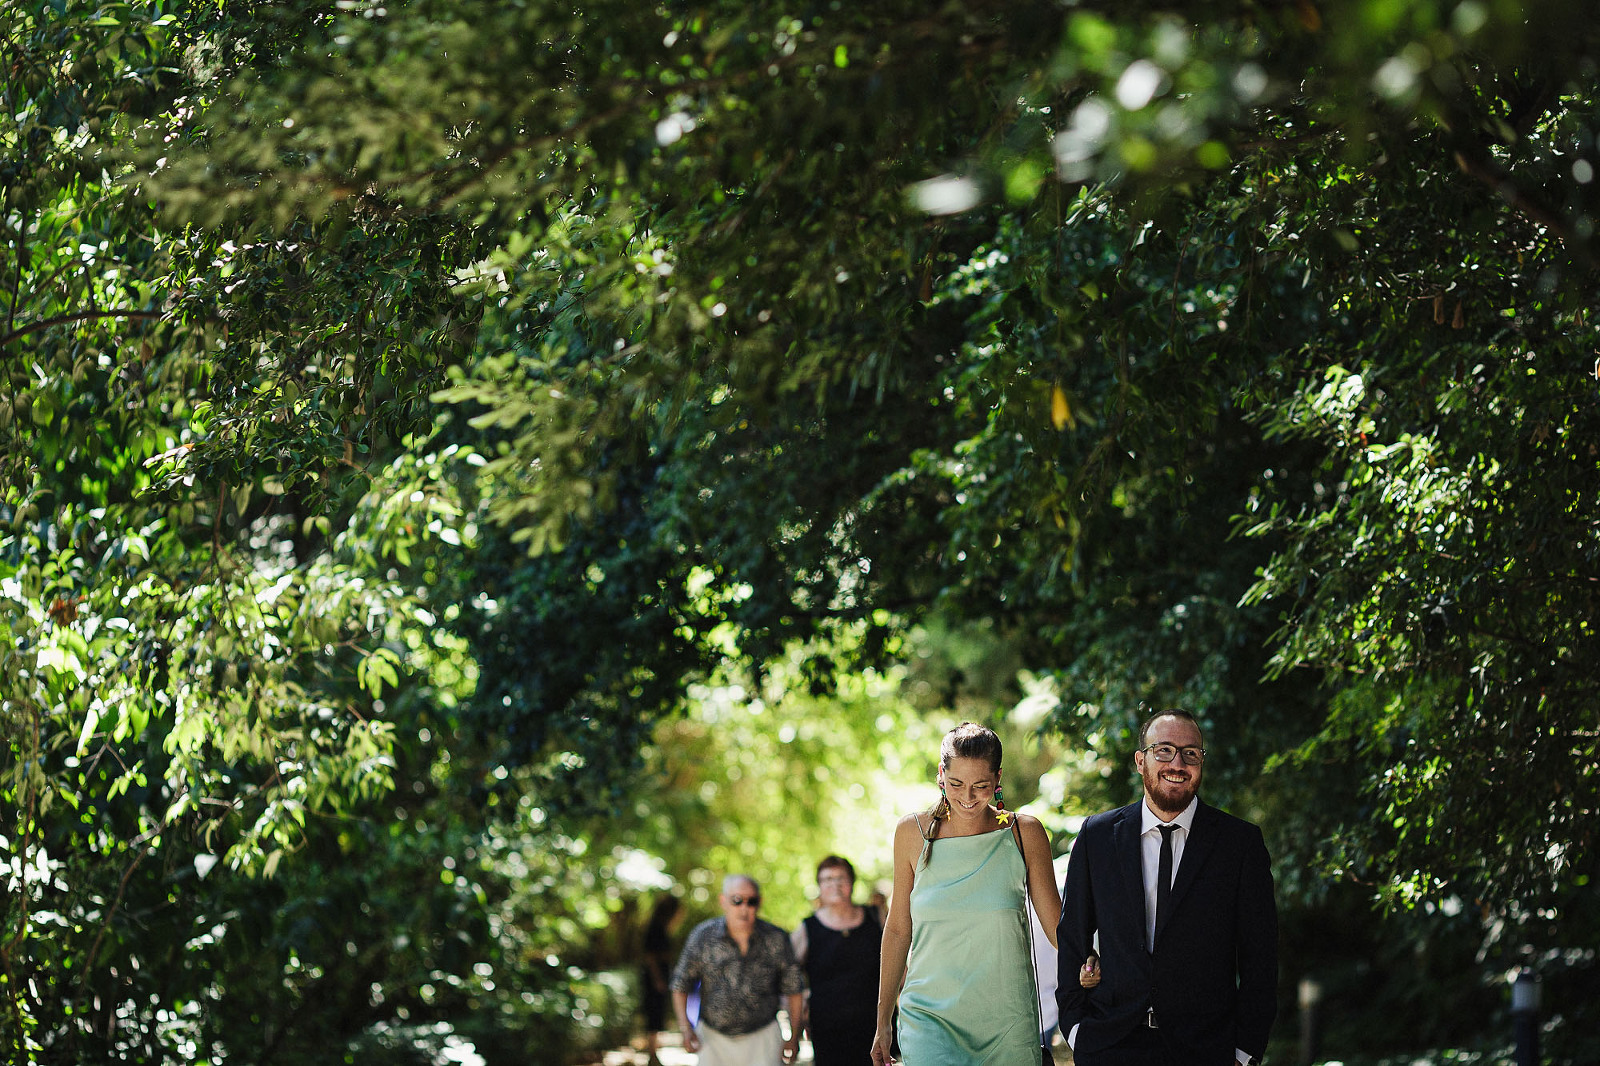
[681,1025,700,1054]
[781,1029,800,1063]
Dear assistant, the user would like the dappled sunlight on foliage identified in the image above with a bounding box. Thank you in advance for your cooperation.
[7,0,1600,1060]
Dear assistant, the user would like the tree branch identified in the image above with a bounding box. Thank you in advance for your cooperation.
[0,308,163,348]
[1451,147,1591,263]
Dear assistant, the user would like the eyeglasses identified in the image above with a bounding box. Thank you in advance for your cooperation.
[728,894,762,908]
[1141,743,1206,766]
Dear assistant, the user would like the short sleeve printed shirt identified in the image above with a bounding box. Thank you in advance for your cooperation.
[670,917,806,1036]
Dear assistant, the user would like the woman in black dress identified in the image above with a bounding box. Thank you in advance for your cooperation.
[792,856,881,1066]
[638,894,682,1066]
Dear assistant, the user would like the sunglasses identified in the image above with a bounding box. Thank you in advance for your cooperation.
[728,894,762,908]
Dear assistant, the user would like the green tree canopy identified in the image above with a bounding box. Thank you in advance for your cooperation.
[7,0,1600,1060]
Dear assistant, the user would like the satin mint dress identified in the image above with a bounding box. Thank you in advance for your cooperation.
[897,823,1040,1065]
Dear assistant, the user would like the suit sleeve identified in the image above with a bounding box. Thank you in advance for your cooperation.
[1233,824,1278,1057]
[1055,825,1096,1029]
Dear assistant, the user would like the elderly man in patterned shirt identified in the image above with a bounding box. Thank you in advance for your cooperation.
[671,873,807,1066]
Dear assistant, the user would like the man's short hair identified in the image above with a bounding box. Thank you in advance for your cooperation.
[1138,708,1203,748]
[722,873,759,896]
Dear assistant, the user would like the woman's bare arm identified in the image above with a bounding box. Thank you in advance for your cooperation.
[1017,813,1061,949]
[870,814,924,1066]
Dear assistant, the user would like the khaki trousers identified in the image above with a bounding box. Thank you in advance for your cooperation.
[697,1020,784,1066]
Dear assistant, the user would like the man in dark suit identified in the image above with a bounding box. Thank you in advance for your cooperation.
[1057,710,1277,1066]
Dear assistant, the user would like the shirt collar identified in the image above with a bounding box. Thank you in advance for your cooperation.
[1141,796,1198,835]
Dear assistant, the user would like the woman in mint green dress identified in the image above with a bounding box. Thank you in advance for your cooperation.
[871,723,1099,1066]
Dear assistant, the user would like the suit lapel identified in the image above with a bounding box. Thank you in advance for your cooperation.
[1157,799,1216,944]
[1112,803,1146,946]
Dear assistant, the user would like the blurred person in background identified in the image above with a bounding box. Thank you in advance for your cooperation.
[640,894,683,1066]
[793,856,881,1066]
[672,874,806,1066]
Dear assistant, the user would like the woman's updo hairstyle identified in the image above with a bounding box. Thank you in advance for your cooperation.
[940,721,1002,775]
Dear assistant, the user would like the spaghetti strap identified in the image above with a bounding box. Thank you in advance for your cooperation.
[1009,817,1034,903]
[1013,815,1048,1055]
[913,814,938,871]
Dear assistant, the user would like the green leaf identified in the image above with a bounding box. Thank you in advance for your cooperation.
[75,706,101,756]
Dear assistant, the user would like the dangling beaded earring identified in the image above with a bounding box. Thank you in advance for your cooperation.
[993,783,1012,826]
[935,778,951,819]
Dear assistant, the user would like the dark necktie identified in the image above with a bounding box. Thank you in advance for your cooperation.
[1155,823,1178,943]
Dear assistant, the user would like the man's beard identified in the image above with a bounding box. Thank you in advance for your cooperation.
[1143,767,1197,813]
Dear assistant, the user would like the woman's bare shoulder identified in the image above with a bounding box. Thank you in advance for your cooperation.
[894,811,935,841]
[1012,811,1053,842]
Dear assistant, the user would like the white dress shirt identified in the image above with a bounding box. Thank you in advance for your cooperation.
[1141,797,1198,952]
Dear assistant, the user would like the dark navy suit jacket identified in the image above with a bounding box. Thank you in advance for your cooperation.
[1056,799,1278,1064]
